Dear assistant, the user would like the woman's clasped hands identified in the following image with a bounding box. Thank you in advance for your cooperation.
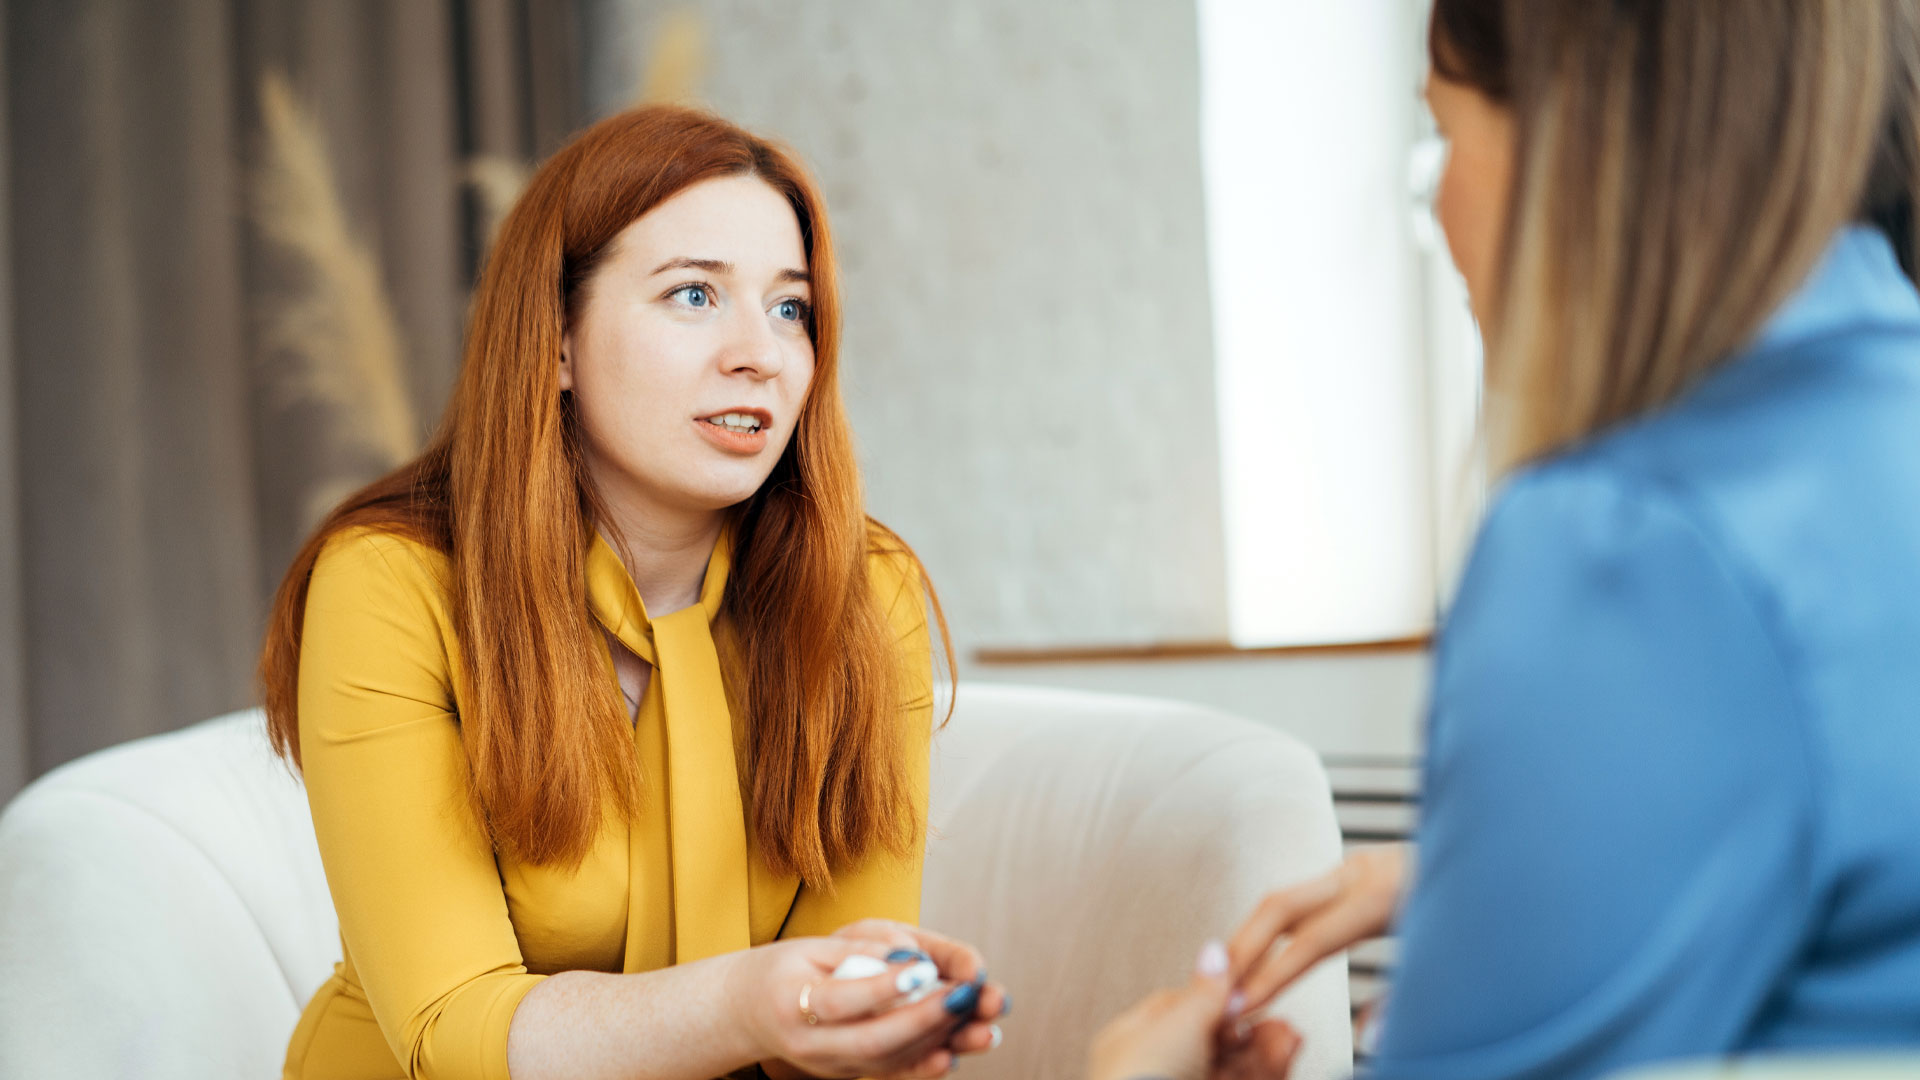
[728,919,1008,1079]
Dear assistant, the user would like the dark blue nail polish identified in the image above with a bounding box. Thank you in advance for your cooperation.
[886,948,930,964]
[943,980,981,1016]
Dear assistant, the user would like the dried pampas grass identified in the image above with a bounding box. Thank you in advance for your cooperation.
[463,154,531,253]
[251,70,420,529]
[637,8,706,105]
[460,6,709,262]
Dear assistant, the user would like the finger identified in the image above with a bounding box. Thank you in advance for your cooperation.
[870,997,976,1077]
[1226,873,1343,981]
[1154,945,1235,1030]
[892,924,988,984]
[806,961,942,1024]
[1239,900,1378,1012]
[1216,1020,1299,1080]
[877,1023,967,1078]
[945,1018,1002,1055]
[1246,1019,1302,1078]
[832,918,925,953]
[958,981,1008,1024]
[801,935,897,974]
[808,977,975,1065]
[882,1046,954,1080]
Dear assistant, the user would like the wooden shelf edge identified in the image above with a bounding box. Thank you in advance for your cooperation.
[972,634,1433,666]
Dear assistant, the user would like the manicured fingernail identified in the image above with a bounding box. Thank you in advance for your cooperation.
[1000,991,1012,1016]
[1197,939,1229,978]
[1226,991,1246,1019]
[988,1025,1004,1049]
[943,980,981,1015]
[886,948,930,964]
[896,959,938,994]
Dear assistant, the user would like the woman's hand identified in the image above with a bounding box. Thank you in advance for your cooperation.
[830,920,1009,1068]
[727,930,1001,1079]
[1088,941,1300,1080]
[1227,844,1408,1014]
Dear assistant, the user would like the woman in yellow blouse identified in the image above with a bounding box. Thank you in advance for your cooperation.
[258,105,1006,1080]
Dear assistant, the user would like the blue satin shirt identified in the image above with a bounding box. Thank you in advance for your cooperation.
[1370,226,1920,1079]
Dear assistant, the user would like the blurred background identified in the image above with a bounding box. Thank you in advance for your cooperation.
[0,0,1478,943]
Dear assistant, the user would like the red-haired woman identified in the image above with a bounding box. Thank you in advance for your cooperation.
[262,105,1006,1080]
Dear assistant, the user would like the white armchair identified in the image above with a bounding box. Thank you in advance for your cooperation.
[0,683,1351,1079]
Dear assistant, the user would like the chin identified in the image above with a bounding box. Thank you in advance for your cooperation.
[676,474,777,512]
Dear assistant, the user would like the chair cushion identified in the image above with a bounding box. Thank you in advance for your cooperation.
[0,710,335,1079]
[923,683,1351,1080]
[0,686,1352,1079]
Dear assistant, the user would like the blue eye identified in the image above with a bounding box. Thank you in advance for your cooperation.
[774,298,808,322]
[672,284,713,308]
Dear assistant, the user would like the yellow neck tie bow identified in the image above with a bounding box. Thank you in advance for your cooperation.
[587,526,752,969]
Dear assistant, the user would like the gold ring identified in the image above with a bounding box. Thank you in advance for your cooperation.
[799,981,820,1026]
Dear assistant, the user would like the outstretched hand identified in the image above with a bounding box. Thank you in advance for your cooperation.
[1227,844,1408,1016]
[1088,941,1300,1080]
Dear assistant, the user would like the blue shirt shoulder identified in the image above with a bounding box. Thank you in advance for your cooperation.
[1370,227,1920,1079]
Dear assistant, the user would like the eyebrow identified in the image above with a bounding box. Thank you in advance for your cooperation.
[650,256,810,285]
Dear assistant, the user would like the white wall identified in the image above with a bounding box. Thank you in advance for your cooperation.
[586,0,1233,657]
[577,1,1451,762]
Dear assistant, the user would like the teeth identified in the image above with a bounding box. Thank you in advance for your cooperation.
[705,412,763,433]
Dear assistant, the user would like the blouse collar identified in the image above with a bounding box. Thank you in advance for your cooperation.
[585,522,733,665]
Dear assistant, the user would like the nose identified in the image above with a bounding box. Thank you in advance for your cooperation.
[718,306,786,381]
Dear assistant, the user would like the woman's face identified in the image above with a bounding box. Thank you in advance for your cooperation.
[1426,71,1516,332]
[560,174,816,521]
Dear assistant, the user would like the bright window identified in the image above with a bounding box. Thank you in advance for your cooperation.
[1197,0,1482,647]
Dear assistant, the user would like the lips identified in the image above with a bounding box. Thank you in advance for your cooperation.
[692,408,774,455]
[695,408,772,434]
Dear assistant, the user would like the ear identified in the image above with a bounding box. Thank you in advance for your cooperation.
[558,332,575,393]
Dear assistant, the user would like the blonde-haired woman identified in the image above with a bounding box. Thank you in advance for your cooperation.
[1093,2,1920,1077]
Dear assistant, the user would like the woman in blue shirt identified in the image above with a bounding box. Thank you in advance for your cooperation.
[1091,1,1920,1078]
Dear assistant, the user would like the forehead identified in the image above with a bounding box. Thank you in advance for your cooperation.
[613,174,807,270]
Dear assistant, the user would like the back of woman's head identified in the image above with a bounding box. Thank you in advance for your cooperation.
[262,105,939,884]
[1431,0,1920,468]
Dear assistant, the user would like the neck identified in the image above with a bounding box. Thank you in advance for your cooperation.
[600,501,725,619]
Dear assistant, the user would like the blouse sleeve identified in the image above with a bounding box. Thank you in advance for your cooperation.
[297,530,545,1080]
[778,549,935,936]
[1367,464,1818,1080]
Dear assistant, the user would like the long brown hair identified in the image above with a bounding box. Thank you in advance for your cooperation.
[261,105,952,885]
[1431,0,1920,470]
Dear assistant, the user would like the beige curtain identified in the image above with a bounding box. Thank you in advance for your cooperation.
[0,0,585,806]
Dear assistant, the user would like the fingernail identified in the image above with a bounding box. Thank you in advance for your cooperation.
[896,959,938,995]
[943,980,982,1015]
[1225,991,1246,1019]
[1000,991,1012,1017]
[886,948,931,964]
[1196,939,1229,978]
[988,1025,1004,1049]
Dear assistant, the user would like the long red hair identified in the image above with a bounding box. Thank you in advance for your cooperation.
[261,105,951,885]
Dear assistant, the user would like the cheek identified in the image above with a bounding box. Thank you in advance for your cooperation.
[572,330,687,450]
[791,346,818,403]
[1436,150,1500,316]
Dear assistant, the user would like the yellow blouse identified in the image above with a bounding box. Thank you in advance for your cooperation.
[283,526,933,1080]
